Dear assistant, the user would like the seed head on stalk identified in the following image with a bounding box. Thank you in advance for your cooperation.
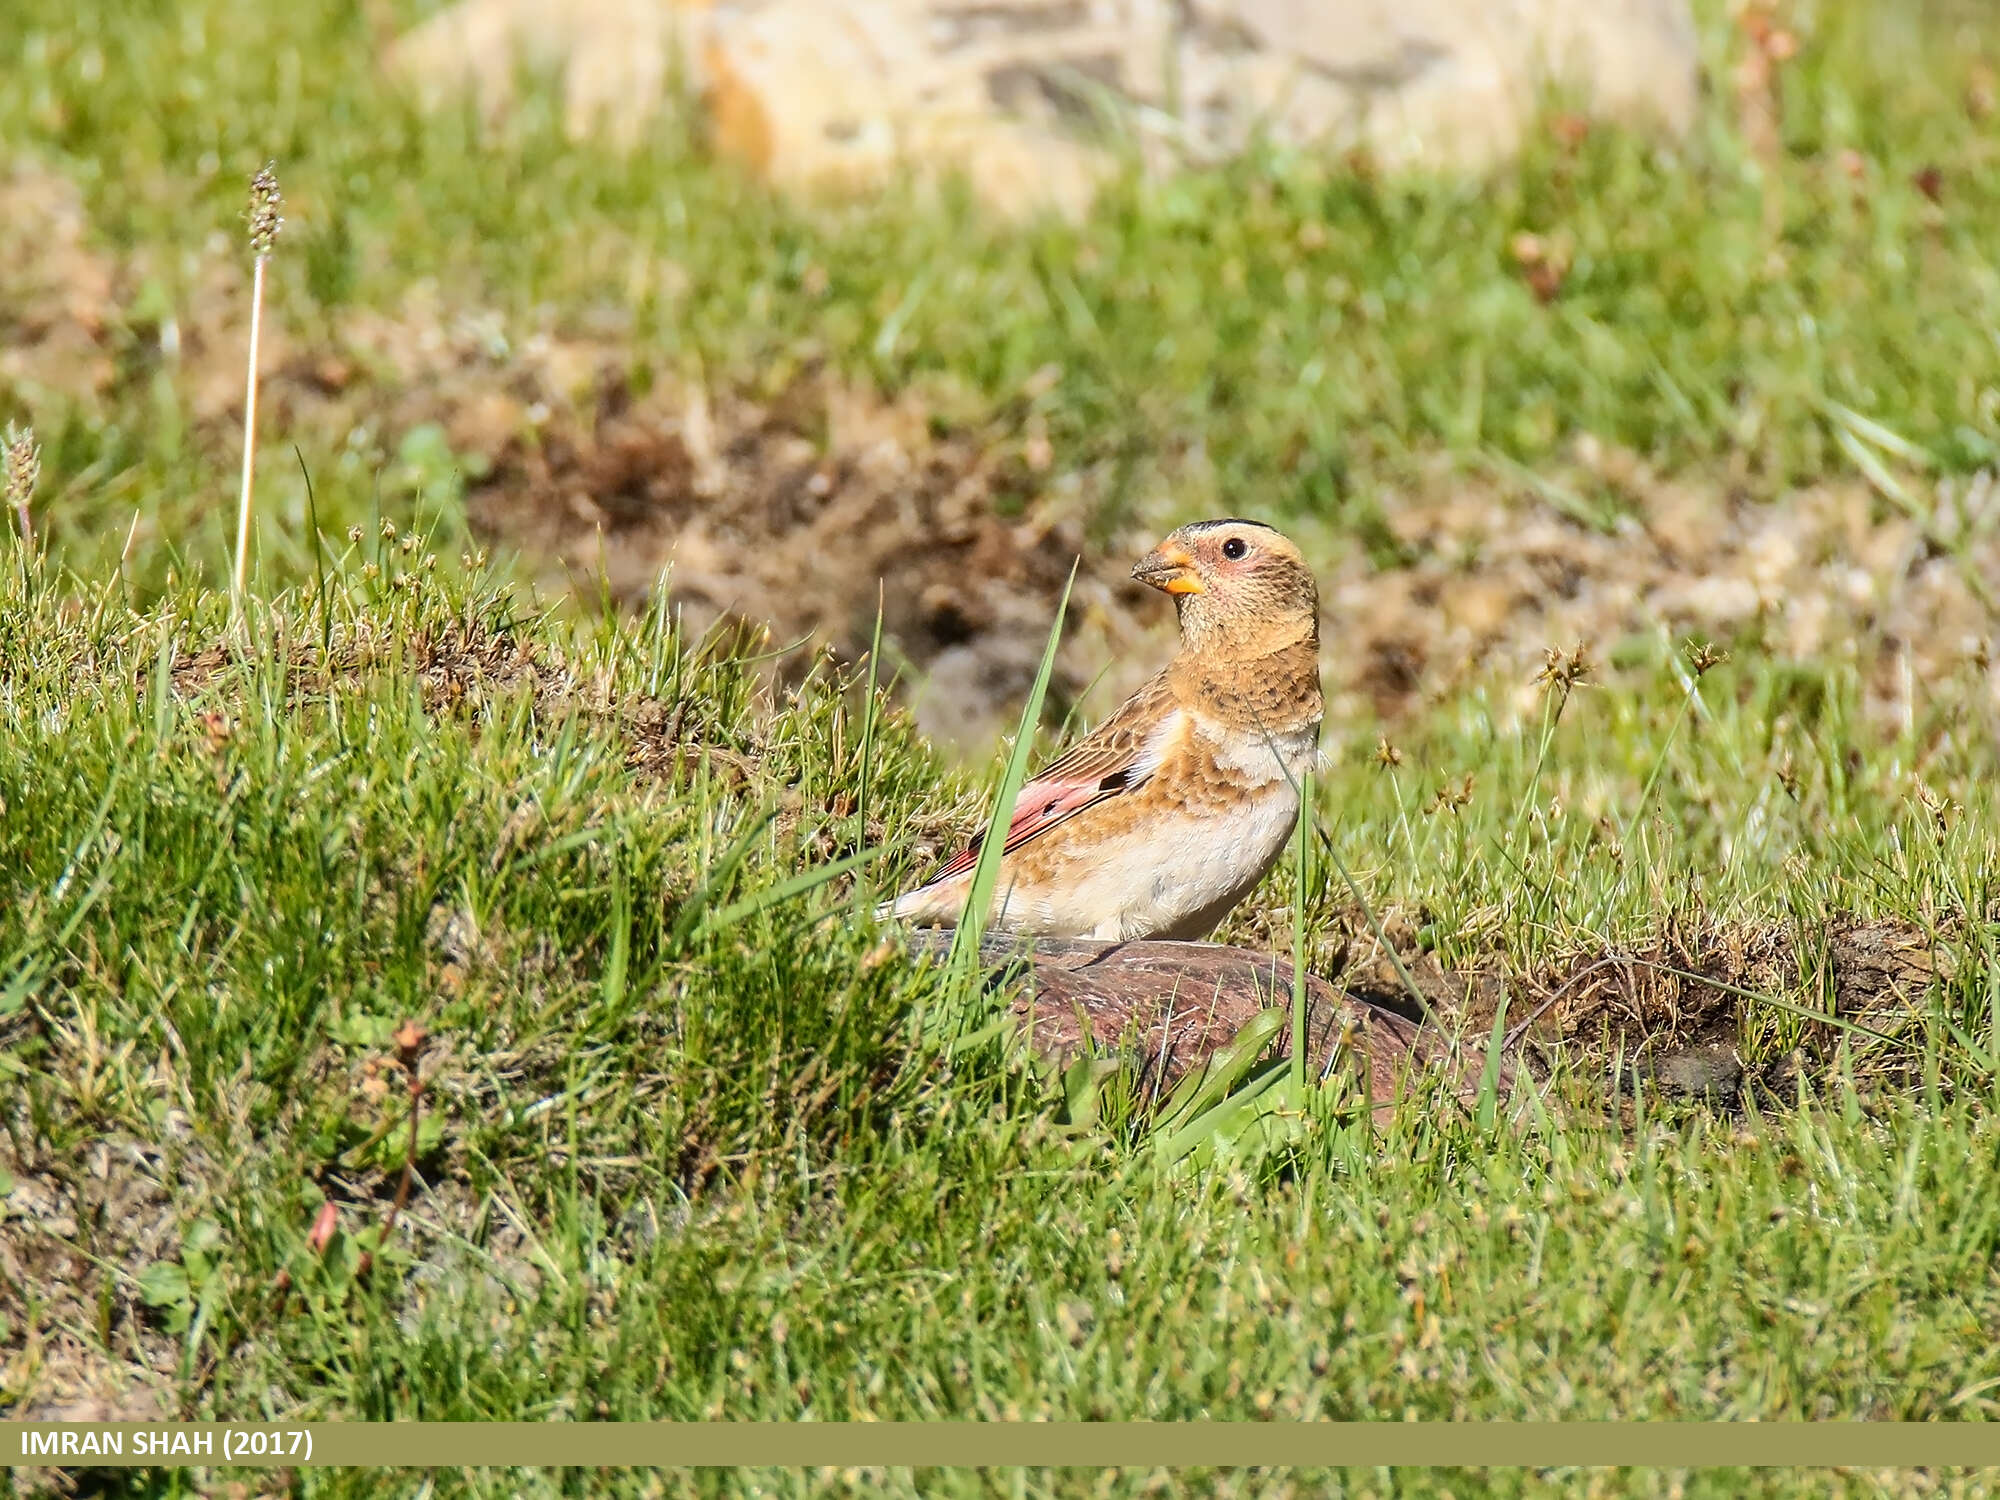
[247,162,284,257]
[4,425,39,553]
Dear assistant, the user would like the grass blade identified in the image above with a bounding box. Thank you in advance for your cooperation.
[703,844,887,934]
[1152,1014,1289,1166]
[946,561,1078,1007]
[1291,769,1312,1093]
[857,586,884,845]
[1475,987,1512,1133]
[296,445,331,663]
[1153,1007,1286,1142]
[670,805,780,947]
[601,867,630,1010]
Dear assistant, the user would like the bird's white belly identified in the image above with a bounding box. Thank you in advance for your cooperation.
[1020,782,1302,942]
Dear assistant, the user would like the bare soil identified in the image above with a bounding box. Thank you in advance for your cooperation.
[0,1135,188,1424]
[1327,906,1955,1101]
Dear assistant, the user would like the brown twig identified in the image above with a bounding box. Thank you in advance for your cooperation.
[358,1020,429,1278]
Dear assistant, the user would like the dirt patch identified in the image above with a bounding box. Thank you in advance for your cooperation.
[452,366,1151,750]
[1321,908,1959,1100]
[0,161,119,406]
[1329,447,2000,737]
[0,1136,189,1422]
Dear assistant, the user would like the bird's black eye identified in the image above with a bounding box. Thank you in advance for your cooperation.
[1221,537,1249,560]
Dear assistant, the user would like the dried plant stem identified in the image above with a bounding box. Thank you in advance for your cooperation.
[357,1068,423,1281]
[360,1020,430,1280]
[231,252,268,615]
[232,162,282,616]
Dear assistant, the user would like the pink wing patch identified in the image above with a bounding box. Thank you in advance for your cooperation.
[923,772,1126,886]
[903,672,1179,897]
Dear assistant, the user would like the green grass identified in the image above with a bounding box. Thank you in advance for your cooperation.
[5,546,2000,1497]
[7,0,2000,1494]
[7,0,2000,583]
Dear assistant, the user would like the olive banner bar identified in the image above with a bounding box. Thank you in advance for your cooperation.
[7,1422,1998,1469]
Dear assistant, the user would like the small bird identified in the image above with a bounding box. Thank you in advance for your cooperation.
[885,518,1322,942]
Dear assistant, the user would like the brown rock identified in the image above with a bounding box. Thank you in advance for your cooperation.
[904,930,1503,1109]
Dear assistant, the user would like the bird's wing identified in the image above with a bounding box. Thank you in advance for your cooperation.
[918,672,1181,886]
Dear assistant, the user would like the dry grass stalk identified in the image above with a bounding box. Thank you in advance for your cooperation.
[232,162,284,616]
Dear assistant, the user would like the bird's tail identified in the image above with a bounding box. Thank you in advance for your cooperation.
[875,869,978,929]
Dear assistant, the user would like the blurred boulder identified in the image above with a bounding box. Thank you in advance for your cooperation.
[703,0,1132,220]
[386,0,715,149]
[387,0,1699,215]
[1176,0,1699,170]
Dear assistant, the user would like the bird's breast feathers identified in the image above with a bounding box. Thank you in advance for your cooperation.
[1193,710,1321,790]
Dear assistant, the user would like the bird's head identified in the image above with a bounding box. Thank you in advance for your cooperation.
[1132,518,1318,655]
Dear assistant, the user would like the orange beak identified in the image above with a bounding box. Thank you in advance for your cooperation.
[1132,541,1204,595]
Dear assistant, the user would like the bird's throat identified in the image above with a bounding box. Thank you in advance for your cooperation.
[1177,602,1319,662]
[1170,637,1322,733]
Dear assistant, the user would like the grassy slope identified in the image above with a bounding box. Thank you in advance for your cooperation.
[5,0,2000,1495]
[6,547,2000,1500]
